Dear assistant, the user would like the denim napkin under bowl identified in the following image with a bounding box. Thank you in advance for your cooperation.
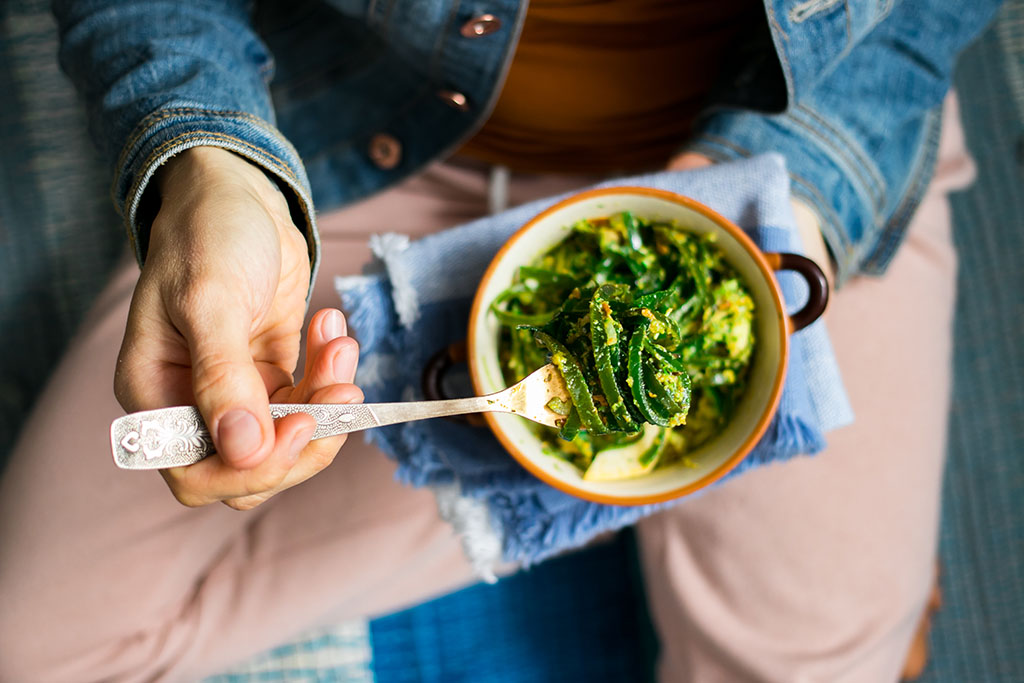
[336,154,852,579]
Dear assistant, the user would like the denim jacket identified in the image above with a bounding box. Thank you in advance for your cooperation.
[53,0,999,285]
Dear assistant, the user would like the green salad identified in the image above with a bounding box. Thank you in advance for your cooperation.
[492,212,756,481]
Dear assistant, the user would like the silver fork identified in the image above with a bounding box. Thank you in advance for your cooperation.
[110,363,570,470]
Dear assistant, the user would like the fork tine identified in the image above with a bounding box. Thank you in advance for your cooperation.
[493,363,572,429]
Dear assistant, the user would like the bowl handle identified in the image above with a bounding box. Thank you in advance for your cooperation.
[422,341,486,425]
[764,253,830,332]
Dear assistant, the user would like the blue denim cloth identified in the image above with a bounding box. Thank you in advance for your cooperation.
[52,0,1000,285]
[336,155,852,567]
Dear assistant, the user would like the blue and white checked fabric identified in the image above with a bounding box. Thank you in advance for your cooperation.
[336,154,852,576]
[204,621,374,683]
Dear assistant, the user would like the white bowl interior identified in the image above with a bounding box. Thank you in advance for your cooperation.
[471,191,787,502]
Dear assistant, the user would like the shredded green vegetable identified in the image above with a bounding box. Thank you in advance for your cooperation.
[493,212,756,479]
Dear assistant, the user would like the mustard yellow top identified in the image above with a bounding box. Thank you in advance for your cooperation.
[459,0,759,174]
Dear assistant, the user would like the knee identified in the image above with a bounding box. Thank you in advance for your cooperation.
[637,511,936,682]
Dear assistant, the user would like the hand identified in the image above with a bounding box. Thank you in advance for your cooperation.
[114,146,361,509]
[666,151,714,171]
[666,150,836,287]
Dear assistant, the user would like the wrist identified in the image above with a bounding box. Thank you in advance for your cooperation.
[156,146,289,213]
[147,146,306,269]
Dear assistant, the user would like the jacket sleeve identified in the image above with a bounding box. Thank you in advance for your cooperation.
[52,0,318,277]
[687,0,1001,283]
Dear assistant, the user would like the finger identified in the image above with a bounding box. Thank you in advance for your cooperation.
[254,361,297,399]
[266,327,354,405]
[295,335,360,402]
[160,411,316,507]
[300,308,348,380]
[114,283,195,411]
[178,292,277,469]
[223,382,364,510]
[332,335,359,384]
[313,308,347,349]
[289,309,358,402]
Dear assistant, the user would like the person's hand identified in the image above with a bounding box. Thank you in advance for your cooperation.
[114,146,361,510]
[666,151,714,171]
[666,149,836,286]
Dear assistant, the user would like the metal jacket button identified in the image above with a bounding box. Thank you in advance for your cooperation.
[368,133,401,169]
[438,90,469,112]
[460,14,501,37]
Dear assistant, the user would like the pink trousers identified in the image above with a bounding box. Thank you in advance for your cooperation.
[0,97,971,682]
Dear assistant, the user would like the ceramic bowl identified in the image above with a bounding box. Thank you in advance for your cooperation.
[465,187,828,505]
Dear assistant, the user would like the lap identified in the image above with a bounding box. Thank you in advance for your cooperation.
[636,95,970,682]
[0,105,970,680]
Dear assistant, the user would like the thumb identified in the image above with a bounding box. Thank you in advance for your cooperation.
[185,309,275,469]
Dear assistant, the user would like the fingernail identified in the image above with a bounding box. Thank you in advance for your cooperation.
[289,427,314,463]
[333,344,353,382]
[218,410,262,461]
[321,310,346,340]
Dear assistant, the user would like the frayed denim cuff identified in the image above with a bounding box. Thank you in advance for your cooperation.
[112,105,320,292]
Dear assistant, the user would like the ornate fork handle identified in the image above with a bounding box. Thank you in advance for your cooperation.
[110,363,568,471]
[111,398,490,471]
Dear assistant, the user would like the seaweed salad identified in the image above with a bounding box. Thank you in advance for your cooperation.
[492,212,756,481]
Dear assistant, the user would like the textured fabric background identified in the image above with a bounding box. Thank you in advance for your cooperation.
[922,4,1024,680]
[0,0,123,466]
